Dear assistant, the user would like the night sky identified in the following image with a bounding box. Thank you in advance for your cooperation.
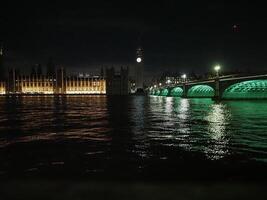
[1,1,267,78]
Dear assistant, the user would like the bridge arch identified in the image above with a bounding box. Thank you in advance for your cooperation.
[222,80,267,99]
[160,88,170,96]
[154,89,161,96]
[170,87,183,97]
[187,85,215,98]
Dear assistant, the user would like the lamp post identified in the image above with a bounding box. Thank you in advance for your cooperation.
[214,65,221,78]
[181,74,187,97]
[182,74,187,83]
[214,65,221,100]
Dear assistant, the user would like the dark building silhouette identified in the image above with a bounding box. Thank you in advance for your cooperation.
[106,67,129,95]
[31,66,37,76]
[100,67,104,77]
[55,67,66,94]
[0,46,6,80]
[37,64,43,76]
[30,64,43,77]
[46,58,56,77]
[7,68,18,93]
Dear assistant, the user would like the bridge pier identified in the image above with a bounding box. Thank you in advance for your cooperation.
[182,83,188,98]
[213,78,221,100]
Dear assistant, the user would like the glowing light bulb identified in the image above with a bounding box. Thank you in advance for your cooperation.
[214,65,221,72]
[136,57,142,63]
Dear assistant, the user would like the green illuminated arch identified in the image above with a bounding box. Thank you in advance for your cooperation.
[170,87,183,97]
[150,89,160,96]
[223,80,267,99]
[155,89,161,96]
[187,85,215,98]
[160,88,169,96]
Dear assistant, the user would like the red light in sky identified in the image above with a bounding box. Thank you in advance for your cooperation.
[233,24,240,33]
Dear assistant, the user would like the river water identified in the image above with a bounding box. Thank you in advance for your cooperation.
[0,95,267,181]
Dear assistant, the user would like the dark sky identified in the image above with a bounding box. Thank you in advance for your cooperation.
[1,1,267,77]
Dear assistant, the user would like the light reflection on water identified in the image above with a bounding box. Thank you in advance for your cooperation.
[204,103,230,160]
[0,96,111,147]
[0,95,267,178]
[144,96,267,162]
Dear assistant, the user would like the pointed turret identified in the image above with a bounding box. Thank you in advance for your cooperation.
[0,45,5,80]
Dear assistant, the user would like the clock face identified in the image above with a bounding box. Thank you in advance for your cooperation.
[136,57,142,63]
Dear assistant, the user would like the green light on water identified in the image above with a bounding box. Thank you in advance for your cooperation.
[187,85,215,98]
[223,80,267,99]
[170,87,183,97]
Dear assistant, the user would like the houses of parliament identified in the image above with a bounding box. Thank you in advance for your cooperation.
[0,47,108,95]
[0,47,144,95]
[1,67,106,95]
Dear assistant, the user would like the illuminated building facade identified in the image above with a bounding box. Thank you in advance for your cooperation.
[16,75,55,94]
[1,68,106,95]
[65,76,106,94]
[0,81,5,94]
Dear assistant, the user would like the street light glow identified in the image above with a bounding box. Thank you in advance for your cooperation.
[214,65,221,77]
[136,57,142,63]
[214,65,221,72]
[182,74,187,79]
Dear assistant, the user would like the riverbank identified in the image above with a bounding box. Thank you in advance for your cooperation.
[1,180,266,200]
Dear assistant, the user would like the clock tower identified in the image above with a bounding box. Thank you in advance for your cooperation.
[135,47,144,91]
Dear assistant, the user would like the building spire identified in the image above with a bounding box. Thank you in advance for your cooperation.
[0,45,3,56]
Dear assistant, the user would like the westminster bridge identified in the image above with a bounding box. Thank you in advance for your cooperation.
[149,74,267,100]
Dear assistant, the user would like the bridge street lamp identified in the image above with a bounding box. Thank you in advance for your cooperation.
[214,65,221,78]
[214,65,221,100]
[181,74,187,97]
[166,80,171,85]
[182,74,187,83]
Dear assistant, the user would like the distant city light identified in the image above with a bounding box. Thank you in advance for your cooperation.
[154,85,157,88]
[136,57,142,63]
[159,83,162,86]
[166,80,171,84]
[182,74,187,79]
